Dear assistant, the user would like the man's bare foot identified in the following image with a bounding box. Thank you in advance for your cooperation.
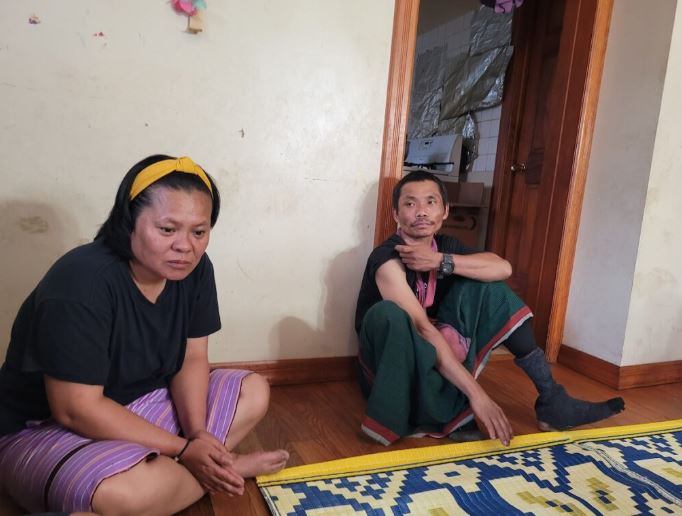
[232,449,289,478]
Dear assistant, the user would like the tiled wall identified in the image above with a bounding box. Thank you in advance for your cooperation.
[472,104,502,186]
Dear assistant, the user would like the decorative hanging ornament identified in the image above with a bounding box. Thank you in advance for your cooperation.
[172,0,207,17]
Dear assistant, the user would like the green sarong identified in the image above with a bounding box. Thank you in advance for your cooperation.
[358,278,531,445]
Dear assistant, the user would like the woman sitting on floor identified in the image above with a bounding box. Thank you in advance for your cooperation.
[0,155,289,515]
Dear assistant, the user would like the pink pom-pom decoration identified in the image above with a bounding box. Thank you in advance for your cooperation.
[172,0,197,16]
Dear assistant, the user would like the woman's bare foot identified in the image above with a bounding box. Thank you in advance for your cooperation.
[231,449,289,478]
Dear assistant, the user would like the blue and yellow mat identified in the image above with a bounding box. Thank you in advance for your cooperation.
[257,420,682,515]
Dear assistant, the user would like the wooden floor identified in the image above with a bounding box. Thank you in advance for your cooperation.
[181,358,682,516]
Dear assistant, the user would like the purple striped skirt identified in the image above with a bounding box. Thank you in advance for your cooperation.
[0,368,250,513]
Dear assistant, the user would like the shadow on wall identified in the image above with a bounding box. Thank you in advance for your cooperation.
[0,201,82,360]
[273,182,380,359]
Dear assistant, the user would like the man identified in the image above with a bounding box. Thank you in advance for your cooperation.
[355,170,624,446]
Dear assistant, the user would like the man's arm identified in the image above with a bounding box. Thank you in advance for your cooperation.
[375,259,512,445]
[395,245,512,281]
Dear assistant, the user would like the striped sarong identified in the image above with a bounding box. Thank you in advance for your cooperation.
[0,368,250,513]
[358,278,532,445]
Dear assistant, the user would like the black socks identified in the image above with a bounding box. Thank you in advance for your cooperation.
[449,419,483,442]
[504,319,537,358]
[514,348,625,430]
[535,384,625,431]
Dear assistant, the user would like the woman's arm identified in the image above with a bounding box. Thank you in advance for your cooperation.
[45,352,244,495]
[169,336,210,439]
[45,377,186,457]
[166,337,244,494]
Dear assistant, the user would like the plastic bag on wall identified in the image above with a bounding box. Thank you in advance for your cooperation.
[408,47,446,138]
[470,6,513,55]
[410,51,469,138]
[440,46,513,120]
[439,7,513,121]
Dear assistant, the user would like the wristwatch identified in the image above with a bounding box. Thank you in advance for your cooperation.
[438,253,454,278]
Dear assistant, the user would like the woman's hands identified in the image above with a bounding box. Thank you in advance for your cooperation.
[179,430,245,496]
[469,390,513,446]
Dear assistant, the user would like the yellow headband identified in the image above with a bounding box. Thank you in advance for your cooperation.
[129,156,213,200]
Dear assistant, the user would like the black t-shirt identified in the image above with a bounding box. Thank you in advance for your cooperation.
[355,233,477,331]
[0,239,221,436]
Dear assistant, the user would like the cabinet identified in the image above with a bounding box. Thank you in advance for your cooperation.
[441,181,486,249]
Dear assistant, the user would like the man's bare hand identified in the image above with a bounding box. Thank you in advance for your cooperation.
[469,391,513,446]
[395,244,441,272]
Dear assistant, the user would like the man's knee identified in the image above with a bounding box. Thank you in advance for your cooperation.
[363,300,410,328]
[439,278,519,313]
[361,301,418,359]
[486,280,514,294]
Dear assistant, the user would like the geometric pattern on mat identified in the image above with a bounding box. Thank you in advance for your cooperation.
[257,420,682,515]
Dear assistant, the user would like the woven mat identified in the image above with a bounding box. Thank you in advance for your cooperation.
[257,420,682,515]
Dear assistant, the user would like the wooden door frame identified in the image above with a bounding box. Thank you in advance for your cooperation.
[374,0,614,361]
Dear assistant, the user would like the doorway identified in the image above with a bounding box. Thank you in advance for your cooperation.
[374,0,614,361]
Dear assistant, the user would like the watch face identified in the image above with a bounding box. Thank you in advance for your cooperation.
[440,255,454,275]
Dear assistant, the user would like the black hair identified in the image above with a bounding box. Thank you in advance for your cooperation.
[95,154,221,260]
[392,170,448,210]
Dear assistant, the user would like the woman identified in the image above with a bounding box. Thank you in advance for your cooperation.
[0,155,289,515]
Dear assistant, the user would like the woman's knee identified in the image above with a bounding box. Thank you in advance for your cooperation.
[92,457,200,516]
[239,373,270,420]
[93,478,142,515]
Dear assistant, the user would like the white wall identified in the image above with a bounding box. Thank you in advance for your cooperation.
[0,1,394,362]
[564,0,678,365]
[622,0,682,366]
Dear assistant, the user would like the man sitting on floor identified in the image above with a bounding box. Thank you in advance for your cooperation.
[355,170,624,446]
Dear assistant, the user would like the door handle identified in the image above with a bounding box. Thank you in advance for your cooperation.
[510,163,527,173]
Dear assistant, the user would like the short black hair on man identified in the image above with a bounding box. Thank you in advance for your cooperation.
[95,154,221,260]
[392,170,448,210]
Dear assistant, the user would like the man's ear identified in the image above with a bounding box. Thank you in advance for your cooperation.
[442,203,449,221]
[392,209,400,225]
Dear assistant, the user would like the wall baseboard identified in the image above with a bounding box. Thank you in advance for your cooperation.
[557,345,682,390]
[212,347,682,390]
[212,350,514,387]
[211,356,358,386]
